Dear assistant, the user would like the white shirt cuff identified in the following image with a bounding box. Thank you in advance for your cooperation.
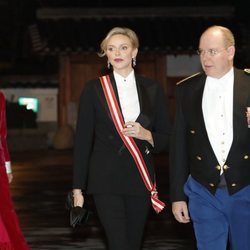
[5,161,12,174]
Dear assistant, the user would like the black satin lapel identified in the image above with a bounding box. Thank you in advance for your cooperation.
[232,69,249,142]
[134,76,151,128]
[135,75,143,111]
[109,74,125,122]
[95,76,112,120]
[193,76,207,134]
[109,74,121,108]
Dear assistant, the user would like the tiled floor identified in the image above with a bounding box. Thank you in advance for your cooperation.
[10,149,196,250]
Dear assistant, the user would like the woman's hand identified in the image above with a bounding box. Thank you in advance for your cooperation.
[122,121,154,146]
[73,189,84,207]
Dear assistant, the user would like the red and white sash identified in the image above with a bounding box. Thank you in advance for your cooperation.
[99,75,165,213]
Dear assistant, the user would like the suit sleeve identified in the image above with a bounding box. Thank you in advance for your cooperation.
[169,85,189,202]
[73,82,95,190]
[0,92,11,172]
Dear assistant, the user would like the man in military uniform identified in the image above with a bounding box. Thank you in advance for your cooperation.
[170,25,250,250]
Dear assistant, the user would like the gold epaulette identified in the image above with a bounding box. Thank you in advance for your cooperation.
[244,69,250,75]
[176,72,202,85]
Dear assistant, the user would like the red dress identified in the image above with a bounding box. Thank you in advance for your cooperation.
[0,92,29,250]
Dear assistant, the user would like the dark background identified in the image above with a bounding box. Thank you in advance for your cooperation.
[0,0,249,77]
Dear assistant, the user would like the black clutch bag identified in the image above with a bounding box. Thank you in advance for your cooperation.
[65,191,92,228]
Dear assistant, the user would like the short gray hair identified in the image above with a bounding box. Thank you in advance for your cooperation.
[203,25,235,47]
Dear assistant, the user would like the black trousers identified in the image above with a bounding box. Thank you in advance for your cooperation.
[93,193,151,250]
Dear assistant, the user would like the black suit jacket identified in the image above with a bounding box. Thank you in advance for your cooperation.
[73,73,171,195]
[170,68,250,202]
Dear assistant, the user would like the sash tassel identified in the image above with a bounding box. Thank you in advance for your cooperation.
[150,188,165,214]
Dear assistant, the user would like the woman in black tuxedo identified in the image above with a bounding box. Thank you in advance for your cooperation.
[72,27,171,250]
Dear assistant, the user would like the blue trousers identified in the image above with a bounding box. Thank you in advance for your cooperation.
[184,176,250,250]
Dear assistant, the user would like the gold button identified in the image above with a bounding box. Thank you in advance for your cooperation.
[209,183,215,187]
[216,165,221,170]
[243,155,249,160]
[190,130,195,134]
[223,165,230,170]
[231,183,236,187]
[196,156,202,160]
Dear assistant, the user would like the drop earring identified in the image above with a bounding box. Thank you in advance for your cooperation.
[107,61,111,69]
[132,58,136,67]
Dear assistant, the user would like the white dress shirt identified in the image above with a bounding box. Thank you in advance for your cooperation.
[114,70,140,123]
[202,68,234,173]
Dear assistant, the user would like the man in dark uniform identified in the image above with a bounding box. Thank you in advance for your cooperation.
[170,25,250,250]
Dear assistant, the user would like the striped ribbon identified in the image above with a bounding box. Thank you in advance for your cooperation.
[99,75,165,213]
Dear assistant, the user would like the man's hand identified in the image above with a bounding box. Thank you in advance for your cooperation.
[172,201,190,223]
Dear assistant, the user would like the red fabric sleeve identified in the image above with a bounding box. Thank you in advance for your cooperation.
[0,91,10,163]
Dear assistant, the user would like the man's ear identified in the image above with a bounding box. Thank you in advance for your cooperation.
[227,46,235,60]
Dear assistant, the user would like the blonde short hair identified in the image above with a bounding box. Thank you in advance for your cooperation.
[98,27,139,57]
